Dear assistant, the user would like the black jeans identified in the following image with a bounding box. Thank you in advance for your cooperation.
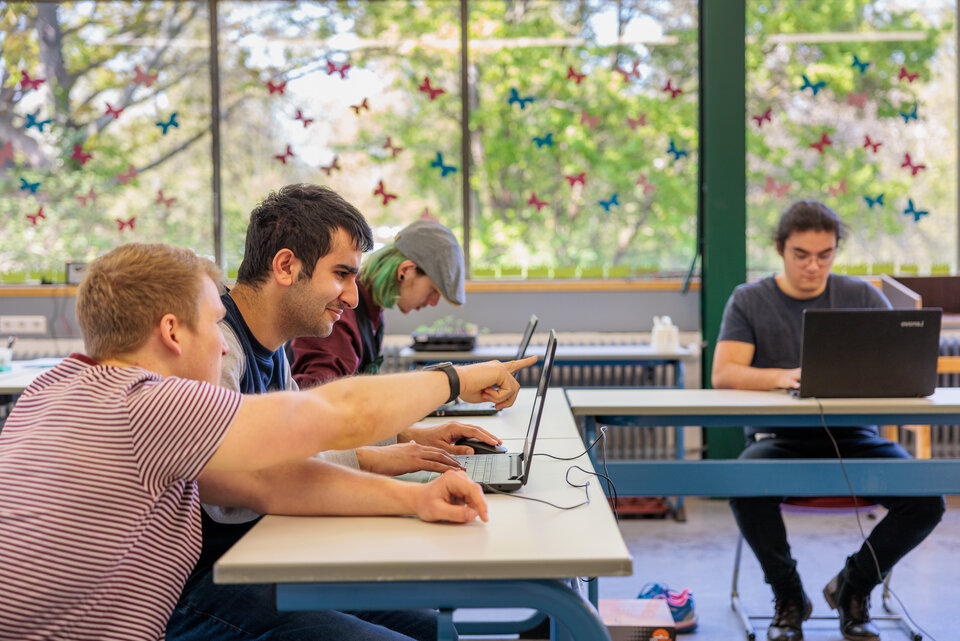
[729,433,945,598]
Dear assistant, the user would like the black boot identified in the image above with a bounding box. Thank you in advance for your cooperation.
[823,572,881,641]
[767,590,812,641]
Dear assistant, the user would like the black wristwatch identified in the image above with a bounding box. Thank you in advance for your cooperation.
[424,361,460,404]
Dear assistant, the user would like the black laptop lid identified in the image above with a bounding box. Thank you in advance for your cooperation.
[798,308,941,398]
[518,329,557,486]
[515,314,538,360]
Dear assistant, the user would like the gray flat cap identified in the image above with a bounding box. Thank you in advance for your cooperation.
[394,220,466,305]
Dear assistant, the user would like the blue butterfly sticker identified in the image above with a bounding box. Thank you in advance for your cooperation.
[851,54,870,74]
[429,152,457,177]
[156,112,179,135]
[667,140,688,161]
[24,113,52,132]
[863,194,885,209]
[899,104,918,124]
[799,74,827,96]
[508,88,535,110]
[19,177,40,193]
[532,132,554,148]
[598,193,619,212]
[903,199,928,222]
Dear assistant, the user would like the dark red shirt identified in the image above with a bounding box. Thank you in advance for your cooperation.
[290,281,384,388]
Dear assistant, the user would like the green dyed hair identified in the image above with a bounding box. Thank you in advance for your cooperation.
[359,244,424,308]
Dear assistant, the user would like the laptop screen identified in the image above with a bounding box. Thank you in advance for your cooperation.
[519,329,557,485]
[515,314,539,360]
[798,308,941,398]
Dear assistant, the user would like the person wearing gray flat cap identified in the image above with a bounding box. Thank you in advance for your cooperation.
[291,219,466,388]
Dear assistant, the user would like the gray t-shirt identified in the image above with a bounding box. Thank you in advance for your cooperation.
[717,274,891,439]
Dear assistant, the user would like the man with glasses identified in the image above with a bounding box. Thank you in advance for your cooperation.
[711,200,944,641]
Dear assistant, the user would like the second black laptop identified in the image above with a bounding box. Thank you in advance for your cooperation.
[794,308,941,398]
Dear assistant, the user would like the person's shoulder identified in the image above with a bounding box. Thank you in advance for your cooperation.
[730,276,777,302]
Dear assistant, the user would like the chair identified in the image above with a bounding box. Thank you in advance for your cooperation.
[730,497,922,641]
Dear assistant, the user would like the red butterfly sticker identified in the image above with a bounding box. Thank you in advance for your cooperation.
[564,172,586,187]
[383,137,403,158]
[828,178,847,197]
[156,190,176,208]
[71,143,92,166]
[418,76,446,100]
[0,141,14,165]
[75,188,97,207]
[274,145,294,164]
[266,80,287,95]
[105,103,125,120]
[901,153,926,176]
[662,79,683,99]
[614,60,640,82]
[635,174,657,195]
[373,180,397,205]
[846,92,868,109]
[20,70,45,92]
[133,65,158,87]
[863,135,882,153]
[566,66,586,85]
[752,108,772,127]
[763,175,790,198]
[326,61,351,79]
[115,217,136,231]
[527,192,549,211]
[579,110,600,130]
[350,98,370,115]
[809,132,833,154]
[320,156,342,176]
[25,207,45,226]
[294,109,314,128]
[115,165,138,185]
[898,66,919,83]
[626,114,647,130]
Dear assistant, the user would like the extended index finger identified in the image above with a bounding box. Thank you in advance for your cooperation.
[503,355,538,373]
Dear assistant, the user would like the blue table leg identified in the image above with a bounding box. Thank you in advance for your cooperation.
[275,579,611,641]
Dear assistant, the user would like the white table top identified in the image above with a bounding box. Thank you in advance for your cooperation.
[400,343,695,363]
[0,360,57,395]
[415,388,582,441]
[214,436,631,585]
[565,387,960,417]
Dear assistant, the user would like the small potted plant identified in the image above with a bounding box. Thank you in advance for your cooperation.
[411,316,480,351]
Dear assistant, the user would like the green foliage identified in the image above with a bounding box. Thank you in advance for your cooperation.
[746,1,956,275]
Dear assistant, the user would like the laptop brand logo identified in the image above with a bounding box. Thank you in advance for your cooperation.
[901,320,925,327]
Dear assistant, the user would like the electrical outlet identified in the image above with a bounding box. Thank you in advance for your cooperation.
[0,315,48,335]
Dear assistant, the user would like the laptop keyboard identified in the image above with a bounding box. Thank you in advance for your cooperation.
[456,454,513,484]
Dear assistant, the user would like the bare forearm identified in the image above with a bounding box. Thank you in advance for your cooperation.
[712,363,788,390]
[309,370,451,448]
[201,459,422,516]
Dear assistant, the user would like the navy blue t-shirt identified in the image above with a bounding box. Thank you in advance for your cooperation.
[717,274,891,439]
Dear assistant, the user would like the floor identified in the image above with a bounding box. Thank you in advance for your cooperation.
[460,496,959,641]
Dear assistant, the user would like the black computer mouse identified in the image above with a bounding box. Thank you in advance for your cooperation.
[455,437,507,455]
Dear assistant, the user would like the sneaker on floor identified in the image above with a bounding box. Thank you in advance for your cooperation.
[637,582,698,633]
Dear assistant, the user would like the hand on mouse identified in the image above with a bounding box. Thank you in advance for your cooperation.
[399,421,502,455]
[416,470,488,523]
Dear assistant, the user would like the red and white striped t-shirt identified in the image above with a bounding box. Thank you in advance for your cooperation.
[0,354,242,641]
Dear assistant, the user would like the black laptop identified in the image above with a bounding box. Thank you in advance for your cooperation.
[452,329,557,492]
[793,308,941,398]
[428,314,538,417]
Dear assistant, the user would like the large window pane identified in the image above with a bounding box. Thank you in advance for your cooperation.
[218,0,464,274]
[468,0,698,279]
[0,1,213,281]
[747,1,957,277]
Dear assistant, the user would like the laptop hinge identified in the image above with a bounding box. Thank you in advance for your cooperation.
[511,454,524,479]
